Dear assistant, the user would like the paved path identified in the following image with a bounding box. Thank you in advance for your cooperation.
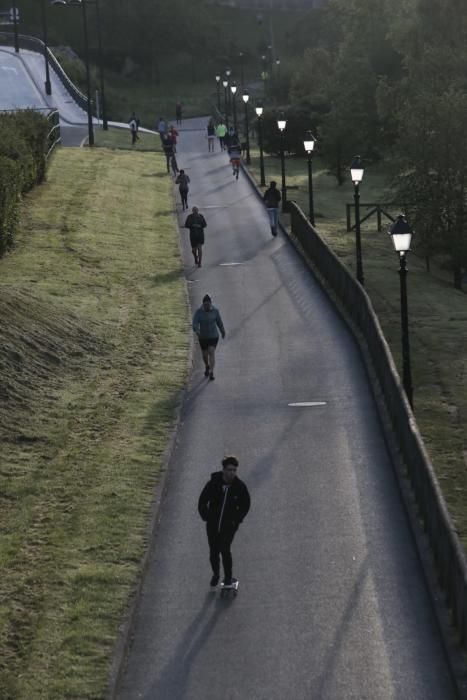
[116,118,455,699]
[0,45,141,146]
[122,121,454,698]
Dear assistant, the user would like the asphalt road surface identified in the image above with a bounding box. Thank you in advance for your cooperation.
[126,123,458,699]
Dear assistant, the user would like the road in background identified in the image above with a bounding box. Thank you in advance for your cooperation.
[116,119,455,699]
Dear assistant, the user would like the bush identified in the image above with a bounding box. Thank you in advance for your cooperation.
[0,110,51,255]
[0,156,21,255]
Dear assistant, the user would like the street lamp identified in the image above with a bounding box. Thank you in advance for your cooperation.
[350,155,364,285]
[242,90,250,164]
[225,67,232,112]
[11,3,19,53]
[304,131,316,226]
[222,78,229,129]
[230,81,238,135]
[40,0,52,95]
[52,0,94,145]
[388,214,414,408]
[277,112,287,212]
[255,103,265,186]
[215,74,221,112]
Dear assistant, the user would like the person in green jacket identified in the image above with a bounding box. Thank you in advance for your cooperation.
[216,121,227,151]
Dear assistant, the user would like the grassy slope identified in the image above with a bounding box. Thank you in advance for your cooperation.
[249,149,467,546]
[0,145,188,698]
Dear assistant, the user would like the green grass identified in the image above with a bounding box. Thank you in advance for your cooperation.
[249,147,467,547]
[94,126,161,151]
[0,146,188,698]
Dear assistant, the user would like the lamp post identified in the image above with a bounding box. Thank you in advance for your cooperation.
[239,52,244,87]
[230,81,238,135]
[52,0,94,145]
[40,0,52,95]
[222,78,229,129]
[255,103,266,186]
[277,112,287,212]
[92,0,108,129]
[350,155,364,285]
[242,90,251,164]
[215,74,221,112]
[225,67,232,112]
[304,131,316,226]
[388,214,414,408]
[11,3,19,53]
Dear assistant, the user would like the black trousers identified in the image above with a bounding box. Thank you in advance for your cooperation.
[207,524,237,580]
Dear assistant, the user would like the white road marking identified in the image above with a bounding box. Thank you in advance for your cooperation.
[219,262,245,266]
[288,402,327,407]
[1,66,17,73]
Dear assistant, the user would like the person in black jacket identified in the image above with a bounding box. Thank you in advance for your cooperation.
[263,180,281,236]
[198,455,250,587]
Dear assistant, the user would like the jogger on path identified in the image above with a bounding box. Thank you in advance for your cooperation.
[192,294,225,380]
[198,455,250,587]
[184,206,207,267]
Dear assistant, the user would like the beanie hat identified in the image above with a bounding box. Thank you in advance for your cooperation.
[202,294,212,303]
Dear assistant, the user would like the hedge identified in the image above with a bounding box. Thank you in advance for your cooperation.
[0,110,50,255]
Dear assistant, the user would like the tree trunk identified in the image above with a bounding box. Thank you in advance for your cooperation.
[453,264,462,289]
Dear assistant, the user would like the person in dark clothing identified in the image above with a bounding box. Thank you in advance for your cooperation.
[161,133,174,173]
[175,169,190,210]
[198,455,250,587]
[175,102,182,125]
[263,180,281,236]
[184,206,207,267]
[192,293,225,379]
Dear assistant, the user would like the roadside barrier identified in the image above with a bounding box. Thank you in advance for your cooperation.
[289,200,467,647]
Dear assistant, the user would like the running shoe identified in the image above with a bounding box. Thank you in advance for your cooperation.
[210,574,220,587]
[204,366,210,377]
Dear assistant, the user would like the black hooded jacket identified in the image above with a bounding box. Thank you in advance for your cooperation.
[198,471,250,534]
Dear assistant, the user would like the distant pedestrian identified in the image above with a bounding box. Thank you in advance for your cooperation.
[176,169,190,210]
[225,126,239,150]
[129,117,138,145]
[157,117,167,139]
[206,119,216,152]
[216,120,227,150]
[129,111,140,144]
[198,455,250,587]
[185,206,207,268]
[170,152,179,176]
[192,293,225,379]
[161,132,174,173]
[228,142,241,179]
[169,124,179,152]
[263,180,281,236]
[176,101,183,125]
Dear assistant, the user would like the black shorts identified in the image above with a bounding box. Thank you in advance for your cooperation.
[190,231,204,247]
[199,336,219,350]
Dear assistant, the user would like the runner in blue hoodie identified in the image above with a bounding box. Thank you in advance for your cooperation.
[192,294,225,380]
[198,455,251,587]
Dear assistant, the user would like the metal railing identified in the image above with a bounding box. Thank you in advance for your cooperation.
[0,32,91,114]
[46,108,61,158]
[289,199,467,647]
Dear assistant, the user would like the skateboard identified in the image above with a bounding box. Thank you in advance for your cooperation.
[220,580,239,598]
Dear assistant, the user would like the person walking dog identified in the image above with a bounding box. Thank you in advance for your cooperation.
[198,455,250,587]
[192,294,225,380]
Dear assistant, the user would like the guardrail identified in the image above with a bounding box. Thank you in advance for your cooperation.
[46,108,61,158]
[0,32,91,113]
[289,199,467,647]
